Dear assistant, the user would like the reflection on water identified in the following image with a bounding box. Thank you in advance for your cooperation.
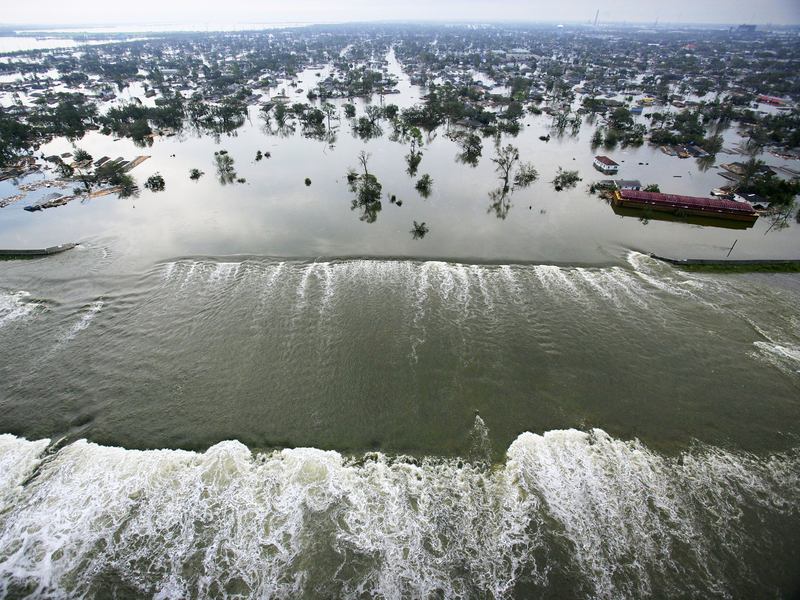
[347,151,383,223]
[1,47,798,263]
[487,144,539,219]
[611,204,756,230]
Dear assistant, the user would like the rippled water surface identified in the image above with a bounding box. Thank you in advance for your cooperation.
[2,248,800,597]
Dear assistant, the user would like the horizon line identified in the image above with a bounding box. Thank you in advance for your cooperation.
[2,18,800,31]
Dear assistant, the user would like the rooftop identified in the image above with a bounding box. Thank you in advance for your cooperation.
[619,190,756,215]
[594,155,618,166]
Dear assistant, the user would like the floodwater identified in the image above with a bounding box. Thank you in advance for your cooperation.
[1,49,799,598]
[0,36,141,55]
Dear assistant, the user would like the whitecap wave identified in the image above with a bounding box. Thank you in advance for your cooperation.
[0,291,40,329]
[62,300,104,342]
[0,430,796,599]
[753,341,800,376]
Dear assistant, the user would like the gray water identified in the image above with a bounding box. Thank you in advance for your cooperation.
[1,249,799,597]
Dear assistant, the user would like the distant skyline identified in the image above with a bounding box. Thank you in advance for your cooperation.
[2,0,800,28]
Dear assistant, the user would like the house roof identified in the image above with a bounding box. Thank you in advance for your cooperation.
[737,192,769,204]
[619,190,756,215]
[594,155,618,166]
[616,179,641,188]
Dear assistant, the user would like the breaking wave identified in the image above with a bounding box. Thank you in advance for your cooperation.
[753,341,800,375]
[0,428,797,599]
[154,254,690,319]
[62,300,104,342]
[0,290,40,329]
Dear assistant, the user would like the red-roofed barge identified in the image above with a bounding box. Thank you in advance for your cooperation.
[612,189,758,225]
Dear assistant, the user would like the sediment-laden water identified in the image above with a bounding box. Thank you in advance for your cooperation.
[0,426,798,599]
[1,250,799,597]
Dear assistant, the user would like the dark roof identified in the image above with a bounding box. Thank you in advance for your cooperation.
[594,155,618,166]
[619,190,756,215]
[738,192,769,204]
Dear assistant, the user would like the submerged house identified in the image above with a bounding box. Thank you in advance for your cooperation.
[594,155,619,174]
[616,179,642,190]
[734,191,771,210]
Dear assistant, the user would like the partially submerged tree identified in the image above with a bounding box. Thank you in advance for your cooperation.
[214,150,237,185]
[487,144,538,218]
[552,168,581,191]
[454,131,482,166]
[591,128,604,148]
[144,173,165,192]
[415,174,433,198]
[346,151,383,223]
[321,103,338,130]
[410,221,429,239]
[72,147,94,191]
[73,148,92,164]
[115,173,138,198]
[405,126,424,176]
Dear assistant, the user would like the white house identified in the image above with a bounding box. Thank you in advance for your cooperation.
[594,155,619,174]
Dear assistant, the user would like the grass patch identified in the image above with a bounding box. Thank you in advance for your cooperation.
[677,262,800,273]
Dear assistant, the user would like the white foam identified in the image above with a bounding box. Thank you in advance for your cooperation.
[508,429,799,598]
[145,258,738,324]
[0,434,50,510]
[626,251,703,299]
[63,300,104,341]
[208,262,240,284]
[470,265,493,311]
[498,265,523,303]
[296,262,319,302]
[0,431,795,598]
[575,267,622,307]
[162,261,176,281]
[409,262,434,361]
[0,438,546,598]
[753,341,800,375]
[317,262,336,316]
[0,291,40,329]
[532,265,585,303]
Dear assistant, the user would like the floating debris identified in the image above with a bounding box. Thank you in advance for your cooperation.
[0,194,25,208]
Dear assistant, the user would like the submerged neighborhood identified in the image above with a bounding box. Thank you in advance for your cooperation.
[1,22,799,234]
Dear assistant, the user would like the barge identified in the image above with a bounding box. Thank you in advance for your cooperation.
[612,189,758,225]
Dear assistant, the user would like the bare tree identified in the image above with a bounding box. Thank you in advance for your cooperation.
[491,144,520,192]
[358,151,371,176]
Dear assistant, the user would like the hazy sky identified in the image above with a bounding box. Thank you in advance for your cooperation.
[3,0,799,27]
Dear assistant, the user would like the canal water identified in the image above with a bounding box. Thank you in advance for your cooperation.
[1,49,799,599]
[1,248,799,598]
